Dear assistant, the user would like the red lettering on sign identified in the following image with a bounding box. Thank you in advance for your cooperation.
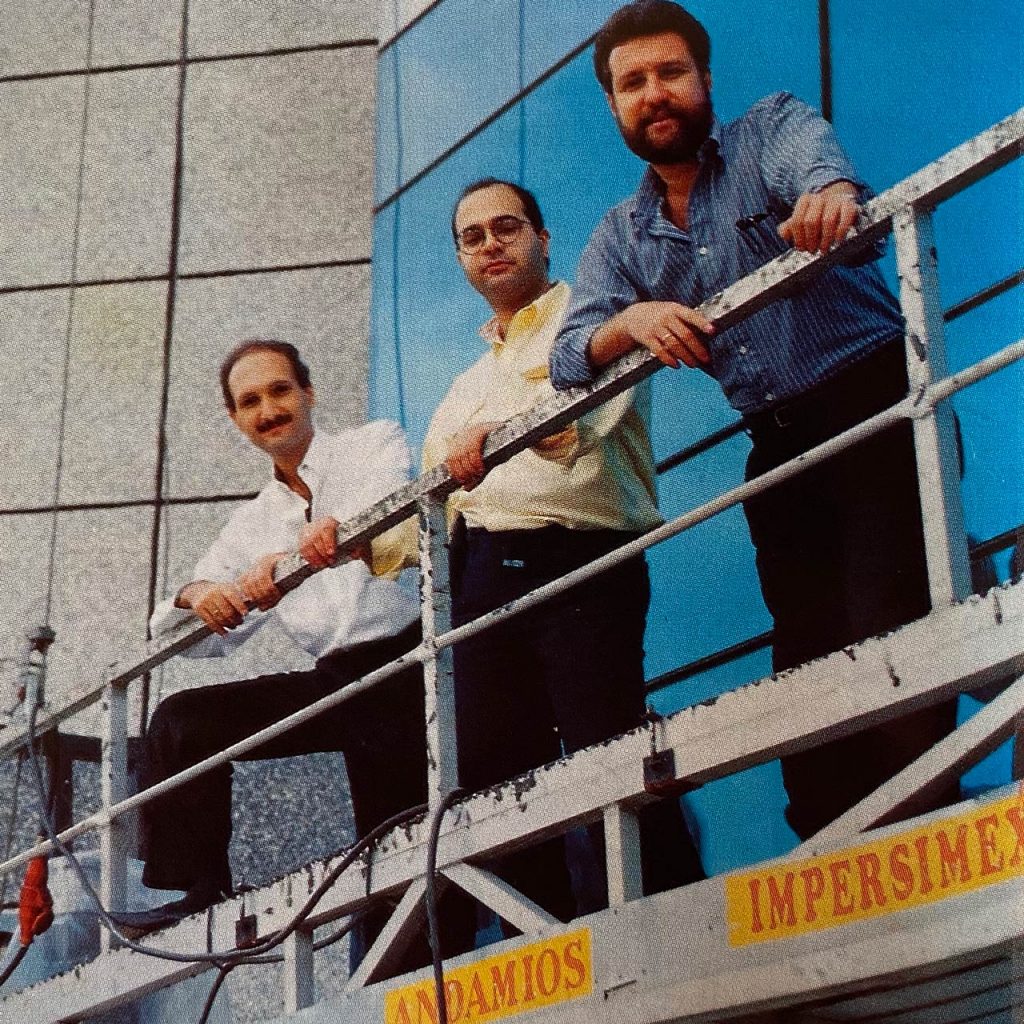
[914,835,934,895]
[536,948,561,997]
[889,842,914,901]
[766,872,796,928]
[522,954,536,1002]
[856,852,887,910]
[562,939,587,990]
[936,825,971,887]
[800,866,825,923]
[748,877,764,934]
[490,962,518,1010]
[829,859,855,916]
[975,814,1004,876]
[1005,805,1024,868]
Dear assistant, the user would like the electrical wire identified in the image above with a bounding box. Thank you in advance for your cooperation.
[20,697,427,969]
[0,754,25,909]
[195,963,232,1024]
[424,788,466,1024]
[190,912,366,1024]
[42,0,97,627]
[0,942,28,988]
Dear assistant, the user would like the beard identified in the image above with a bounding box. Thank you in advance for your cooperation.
[617,95,713,164]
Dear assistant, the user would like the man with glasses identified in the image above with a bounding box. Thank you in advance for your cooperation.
[420,177,703,946]
[549,0,958,839]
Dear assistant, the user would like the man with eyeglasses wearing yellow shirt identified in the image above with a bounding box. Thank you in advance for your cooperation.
[421,178,704,946]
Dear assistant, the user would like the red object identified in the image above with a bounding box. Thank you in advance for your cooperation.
[18,855,53,946]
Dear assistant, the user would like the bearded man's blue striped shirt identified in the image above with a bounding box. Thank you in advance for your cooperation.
[549,92,904,414]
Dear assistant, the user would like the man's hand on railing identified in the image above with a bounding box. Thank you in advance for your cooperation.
[446,422,500,491]
[237,552,289,612]
[298,516,371,570]
[176,580,250,635]
[778,180,861,255]
[587,301,714,372]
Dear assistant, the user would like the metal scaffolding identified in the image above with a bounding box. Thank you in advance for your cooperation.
[1,108,1022,1024]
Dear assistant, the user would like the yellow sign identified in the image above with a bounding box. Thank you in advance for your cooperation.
[384,928,593,1024]
[725,787,1024,946]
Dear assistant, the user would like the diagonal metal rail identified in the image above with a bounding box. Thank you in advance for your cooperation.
[1,107,1022,1023]
[1,106,1020,765]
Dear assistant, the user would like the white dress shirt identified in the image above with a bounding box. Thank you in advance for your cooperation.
[150,422,420,660]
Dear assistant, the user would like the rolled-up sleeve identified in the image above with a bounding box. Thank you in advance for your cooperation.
[756,92,865,202]
[550,212,643,390]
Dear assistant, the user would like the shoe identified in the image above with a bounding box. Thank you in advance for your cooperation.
[112,881,230,938]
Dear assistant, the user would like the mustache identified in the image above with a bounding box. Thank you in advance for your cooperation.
[640,103,684,129]
[257,413,292,433]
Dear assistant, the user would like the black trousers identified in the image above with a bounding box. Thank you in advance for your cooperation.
[442,525,704,947]
[139,623,426,894]
[742,341,958,839]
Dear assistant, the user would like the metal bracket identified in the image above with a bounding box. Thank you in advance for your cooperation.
[235,913,259,949]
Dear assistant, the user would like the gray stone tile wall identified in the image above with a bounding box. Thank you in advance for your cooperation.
[0,77,86,288]
[1,4,382,1017]
[78,68,180,280]
[57,281,168,506]
[179,48,375,274]
[188,0,376,56]
[0,291,71,508]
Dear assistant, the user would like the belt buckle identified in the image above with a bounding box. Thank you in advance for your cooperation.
[772,404,793,428]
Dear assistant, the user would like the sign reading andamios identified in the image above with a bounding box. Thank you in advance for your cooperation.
[384,928,593,1024]
[726,787,1024,946]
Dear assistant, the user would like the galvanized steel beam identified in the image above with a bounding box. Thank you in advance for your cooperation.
[2,109,1018,766]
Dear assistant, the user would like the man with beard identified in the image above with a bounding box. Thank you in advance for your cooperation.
[421,178,703,946]
[550,0,957,840]
[115,340,427,953]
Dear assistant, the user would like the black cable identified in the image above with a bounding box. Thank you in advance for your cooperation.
[0,754,25,909]
[191,914,365,1024]
[22,697,427,967]
[424,788,466,1024]
[0,943,28,988]
[195,963,232,1024]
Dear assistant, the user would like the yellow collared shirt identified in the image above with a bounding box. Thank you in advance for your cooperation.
[421,281,661,534]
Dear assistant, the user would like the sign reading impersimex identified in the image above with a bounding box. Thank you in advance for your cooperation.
[725,787,1024,946]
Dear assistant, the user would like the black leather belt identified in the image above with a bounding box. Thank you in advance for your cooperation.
[743,339,906,439]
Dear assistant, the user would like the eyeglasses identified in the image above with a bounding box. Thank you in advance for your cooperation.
[456,215,532,254]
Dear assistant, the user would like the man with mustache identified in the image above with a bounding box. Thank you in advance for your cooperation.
[550,0,957,840]
[420,178,703,948]
[116,340,427,946]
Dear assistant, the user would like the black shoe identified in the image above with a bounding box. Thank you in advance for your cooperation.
[112,881,230,938]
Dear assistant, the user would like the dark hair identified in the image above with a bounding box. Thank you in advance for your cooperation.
[219,339,311,412]
[593,1,711,94]
[450,177,546,245]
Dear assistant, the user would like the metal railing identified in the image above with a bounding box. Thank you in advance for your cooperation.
[1,108,1022,1015]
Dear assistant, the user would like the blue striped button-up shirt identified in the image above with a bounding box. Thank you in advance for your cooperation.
[550,93,904,414]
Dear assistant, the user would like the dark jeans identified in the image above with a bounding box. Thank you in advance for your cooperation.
[139,623,427,959]
[742,341,958,839]
[442,525,704,949]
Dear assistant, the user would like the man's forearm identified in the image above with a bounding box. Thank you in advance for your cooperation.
[586,315,637,370]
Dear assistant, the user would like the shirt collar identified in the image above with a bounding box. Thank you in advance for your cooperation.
[478,280,569,352]
[270,427,326,494]
[631,115,723,229]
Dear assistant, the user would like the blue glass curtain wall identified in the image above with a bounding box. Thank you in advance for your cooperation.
[371,0,1023,869]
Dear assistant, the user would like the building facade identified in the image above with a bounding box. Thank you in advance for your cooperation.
[370,0,1024,871]
[2,4,381,1017]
